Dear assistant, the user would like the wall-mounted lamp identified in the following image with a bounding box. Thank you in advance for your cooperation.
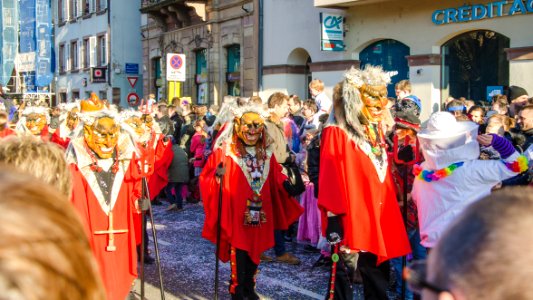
[416,69,422,75]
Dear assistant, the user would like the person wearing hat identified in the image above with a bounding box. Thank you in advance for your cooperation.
[412,112,528,251]
[508,85,529,117]
[389,111,425,300]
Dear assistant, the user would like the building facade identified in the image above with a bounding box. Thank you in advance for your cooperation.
[141,0,258,105]
[54,0,143,106]
[315,0,533,121]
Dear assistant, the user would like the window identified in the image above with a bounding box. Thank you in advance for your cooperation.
[83,38,90,68]
[96,0,107,11]
[226,44,240,96]
[195,49,208,104]
[72,90,80,100]
[99,90,107,101]
[70,40,78,70]
[97,35,107,66]
[58,44,66,72]
[58,0,64,22]
[69,0,77,19]
[90,0,96,12]
[82,0,89,15]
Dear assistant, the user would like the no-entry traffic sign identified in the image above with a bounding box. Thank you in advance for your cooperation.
[127,92,140,106]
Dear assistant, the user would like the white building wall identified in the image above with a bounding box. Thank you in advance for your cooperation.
[110,0,143,107]
[341,0,533,121]
[262,0,347,100]
[55,6,108,101]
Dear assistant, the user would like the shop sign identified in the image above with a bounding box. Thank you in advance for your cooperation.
[320,13,345,51]
[226,72,240,82]
[487,86,504,102]
[432,0,533,25]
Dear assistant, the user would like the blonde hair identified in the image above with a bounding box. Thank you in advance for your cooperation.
[0,136,72,197]
[486,114,516,134]
[309,79,325,92]
[395,80,411,93]
[0,170,105,300]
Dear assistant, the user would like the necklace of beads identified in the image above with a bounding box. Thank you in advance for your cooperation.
[83,142,120,174]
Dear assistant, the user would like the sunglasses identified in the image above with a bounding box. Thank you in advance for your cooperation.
[403,260,448,295]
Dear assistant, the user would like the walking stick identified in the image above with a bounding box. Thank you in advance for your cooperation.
[393,135,420,300]
[214,162,225,300]
[140,177,166,300]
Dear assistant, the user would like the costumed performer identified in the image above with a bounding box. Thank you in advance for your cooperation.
[139,104,174,201]
[66,95,141,300]
[318,65,411,300]
[200,104,303,300]
[412,111,529,250]
[15,105,50,141]
[51,102,80,149]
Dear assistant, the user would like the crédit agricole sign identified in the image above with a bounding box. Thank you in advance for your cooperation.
[432,0,533,25]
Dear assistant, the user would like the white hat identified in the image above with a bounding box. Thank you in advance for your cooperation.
[418,112,479,169]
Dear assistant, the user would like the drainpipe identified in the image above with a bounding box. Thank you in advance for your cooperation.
[258,0,263,92]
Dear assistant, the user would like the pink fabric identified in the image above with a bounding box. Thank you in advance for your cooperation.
[190,133,206,168]
[297,182,322,245]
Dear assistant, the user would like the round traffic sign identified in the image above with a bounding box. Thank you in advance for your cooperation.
[127,92,140,106]
[170,55,183,69]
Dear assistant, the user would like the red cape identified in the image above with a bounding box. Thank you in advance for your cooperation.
[0,127,16,138]
[50,126,70,149]
[69,154,141,300]
[318,126,411,264]
[200,147,303,265]
[147,135,173,200]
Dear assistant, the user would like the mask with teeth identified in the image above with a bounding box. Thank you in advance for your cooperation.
[25,112,48,135]
[234,112,265,146]
[84,116,120,159]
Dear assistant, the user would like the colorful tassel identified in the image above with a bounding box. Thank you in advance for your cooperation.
[504,155,528,173]
[413,162,464,182]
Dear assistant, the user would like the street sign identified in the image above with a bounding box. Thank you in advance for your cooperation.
[125,63,139,74]
[166,53,186,82]
[127,92,140,106]
[127,76,138,88]
[91,67,107,83]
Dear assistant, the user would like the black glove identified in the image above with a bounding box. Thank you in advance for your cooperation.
[326,216,343,244]
[215,163,226,178]
[397,145,414,163]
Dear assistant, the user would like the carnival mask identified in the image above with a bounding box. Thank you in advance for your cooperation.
[125,115,150,143]
[25,113,47,135]
[141,114,154,129]
[234,112,264,146]
[84,116,120,159]
[66,110,80,131]
[360,84,388,123]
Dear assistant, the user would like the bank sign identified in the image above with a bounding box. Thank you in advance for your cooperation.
[320,13,345,51]
[432,0,533,25]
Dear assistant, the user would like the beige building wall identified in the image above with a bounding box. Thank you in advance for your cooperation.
[340,0,533,120]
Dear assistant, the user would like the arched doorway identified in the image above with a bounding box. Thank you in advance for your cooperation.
[287,48,311,99]
[360,39,410,97]
[441,30,509,103]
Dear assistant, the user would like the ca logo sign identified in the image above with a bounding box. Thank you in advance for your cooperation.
[324,16,343,29]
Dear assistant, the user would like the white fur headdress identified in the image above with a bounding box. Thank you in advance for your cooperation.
[212,103,269,150]
[328,65,395,146]
[15,106,51,133]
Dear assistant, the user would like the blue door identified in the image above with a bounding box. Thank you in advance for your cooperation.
[360,39,410,97]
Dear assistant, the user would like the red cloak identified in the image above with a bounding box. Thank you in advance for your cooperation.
[147,134,173,200]
[318,126,411,264]
[200,146,303,265]
[50,124,71,149]
[68,138,141,300]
